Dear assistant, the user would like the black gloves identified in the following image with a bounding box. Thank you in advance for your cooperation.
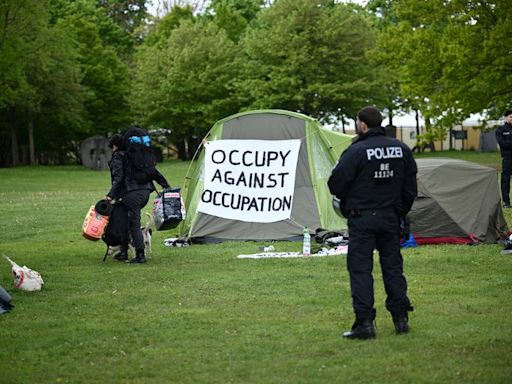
[399,216,410,240]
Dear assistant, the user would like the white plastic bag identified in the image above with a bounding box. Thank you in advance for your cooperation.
[4,255,44,292]
[153,189,186,231]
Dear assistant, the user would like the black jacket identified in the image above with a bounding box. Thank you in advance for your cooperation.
[327,128,418,218]
[495,122,512,153]
[107,150,170,199]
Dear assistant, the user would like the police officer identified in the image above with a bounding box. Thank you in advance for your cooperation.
[495,109,512,208]
[328,106,417,339]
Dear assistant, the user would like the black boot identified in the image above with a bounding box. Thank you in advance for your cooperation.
[129,249,146,264]
[392,306,413,334]
[113,246,129,261]
[343,311,376,340]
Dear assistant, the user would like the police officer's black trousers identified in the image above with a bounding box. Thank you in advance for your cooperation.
[347,208,411,317]
[122,189,150,253]
[501,151,512,204]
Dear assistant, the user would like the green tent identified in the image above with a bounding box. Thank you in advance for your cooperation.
[178,110,353,242]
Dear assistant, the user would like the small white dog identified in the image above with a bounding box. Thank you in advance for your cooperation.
[141,213,153,257]
[105,213,153,260]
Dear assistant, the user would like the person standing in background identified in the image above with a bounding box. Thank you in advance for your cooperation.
[495,109,512,208]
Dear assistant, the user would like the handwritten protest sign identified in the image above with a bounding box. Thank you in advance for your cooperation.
[198,139,301,222]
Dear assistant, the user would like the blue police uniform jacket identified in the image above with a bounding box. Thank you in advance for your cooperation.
[496,122,512,153]
[327,128,418,218]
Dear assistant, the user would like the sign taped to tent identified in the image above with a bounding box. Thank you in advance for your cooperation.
[198,139,301,223]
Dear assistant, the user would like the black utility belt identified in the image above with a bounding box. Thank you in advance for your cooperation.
[348,207,395,218]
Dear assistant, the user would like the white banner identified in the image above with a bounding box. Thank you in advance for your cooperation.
[198,139,301,223]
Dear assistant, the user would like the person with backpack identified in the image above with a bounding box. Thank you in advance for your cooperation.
[103,134,130,261]
[105,127,171,264]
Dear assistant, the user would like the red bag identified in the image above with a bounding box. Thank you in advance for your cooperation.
[82,205,110,241]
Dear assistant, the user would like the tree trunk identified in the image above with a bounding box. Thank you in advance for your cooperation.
[461,123,465,151]
[414,109,421,153]
[425,117,435,152]
[414,109,420,137]
[9,107,19,166]
[187,135,200,160]
[28,108,36,165]
[176,139,187,160]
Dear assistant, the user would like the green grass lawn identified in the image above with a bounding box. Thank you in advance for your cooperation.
[1,153,511,383]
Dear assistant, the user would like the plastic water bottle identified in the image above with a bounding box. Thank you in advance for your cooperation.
[303,227,311,256]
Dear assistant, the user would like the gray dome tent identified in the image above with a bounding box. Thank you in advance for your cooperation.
[410,158,508,244]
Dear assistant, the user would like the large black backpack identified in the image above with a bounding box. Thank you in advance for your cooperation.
[123,127,157,184]
[101,203,129,261]
[102,203,129,246]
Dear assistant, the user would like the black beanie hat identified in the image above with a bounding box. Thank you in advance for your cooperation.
[108,134,124,149]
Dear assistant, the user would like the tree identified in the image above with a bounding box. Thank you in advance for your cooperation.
[152,0,210,16]
[237,0,381,123]
[0,0,85,166]
[143,4,195,47]
[0,0,46,165]
[375,0,512,129]
[58,1,132,136]
[206,0,264,41]
[0,0,138,166]
[209,0,264,21]
[132,19,242,159]
[25,22,86,164]
[98,0,148,35]
[436,0,512,118]
[367,0,407,127]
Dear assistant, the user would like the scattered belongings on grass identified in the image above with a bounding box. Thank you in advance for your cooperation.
[164,237,191,247]
[237,245,348,259]
[3,255,44,291]
[0,285,13,314]
[501,235,512,255]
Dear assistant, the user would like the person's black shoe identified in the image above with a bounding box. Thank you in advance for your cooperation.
[501,239,512,254]
[343,319,376,340]
[128,256,146,264]
[393,314,409,334]
[128,249,146,264]
[504,203,511,208]
[113,252,128,261]
[392,308,413,334]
